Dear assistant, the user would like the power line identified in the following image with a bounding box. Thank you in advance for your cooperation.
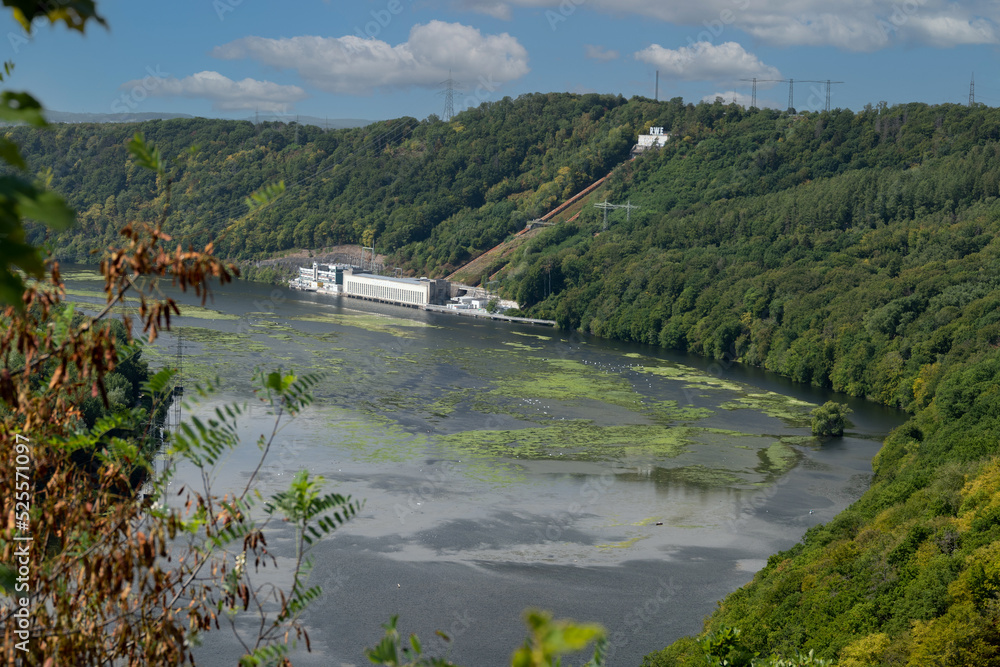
[970,73,975,107]
[743,78,845,112]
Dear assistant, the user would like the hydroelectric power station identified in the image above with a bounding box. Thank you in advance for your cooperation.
[289,262,554,325]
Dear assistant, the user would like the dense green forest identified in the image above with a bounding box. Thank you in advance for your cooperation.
[14,94,1000,664]
[495,101,1000,665]
[13,92,646,274]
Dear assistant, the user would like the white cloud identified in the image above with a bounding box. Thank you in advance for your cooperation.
[700,90,784,109]
[454,0,512,19]
[119,71,307,113]
[585,44,619,61]
[212,21,530,95]
[452,0,1000,51]
[905,15,997,48]
[701,90,749,106]
[635,42,781,84]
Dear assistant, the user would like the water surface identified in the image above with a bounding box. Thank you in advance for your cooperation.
[64,268,903,666]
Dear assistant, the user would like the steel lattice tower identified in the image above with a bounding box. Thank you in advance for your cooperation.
[440,71,456,121]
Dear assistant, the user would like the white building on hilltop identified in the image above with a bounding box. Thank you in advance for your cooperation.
[632,126,670,156]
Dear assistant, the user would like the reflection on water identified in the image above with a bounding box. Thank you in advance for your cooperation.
[63,268,903,667]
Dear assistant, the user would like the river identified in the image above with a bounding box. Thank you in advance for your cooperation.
[63,268,904,666]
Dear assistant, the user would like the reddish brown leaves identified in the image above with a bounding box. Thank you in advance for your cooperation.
[0,220,245,665]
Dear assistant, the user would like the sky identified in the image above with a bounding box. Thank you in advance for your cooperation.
[2,0,999,123]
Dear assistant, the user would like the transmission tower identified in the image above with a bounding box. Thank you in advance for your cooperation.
[594,200,640,231]
[739,78,786,109]
[740,77,758,108]
[440,70,457,121]
[822,80,844,112]
[801,80,845,112]
[172,330,182,431]
[969,73,975,107]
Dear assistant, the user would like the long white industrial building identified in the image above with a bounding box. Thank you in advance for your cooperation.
[344,272,432,306]
[290,263,450,307]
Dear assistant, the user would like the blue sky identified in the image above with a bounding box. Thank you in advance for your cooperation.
[3,0,999,123]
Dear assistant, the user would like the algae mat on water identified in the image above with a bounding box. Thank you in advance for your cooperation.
[490,356,647,412]
[291,310,438,338]
[719,392,816,427]
[64,288,242,322]
[439,421,691,461]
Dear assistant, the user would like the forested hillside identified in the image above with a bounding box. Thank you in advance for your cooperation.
[14,92,648,274]
[15,95,1000,664]
[490,103,1000,664]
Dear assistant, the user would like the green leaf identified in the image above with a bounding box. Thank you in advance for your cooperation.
[0,136,25,170]
[127,132,166,175]
[0,91,46,126]
[0,563,16,595]
[16,188,73,229]
[5,0,107,32]
[264,371,283,392]
[245,180,285,211]
[144,368,178,395]
[0,269,26,308]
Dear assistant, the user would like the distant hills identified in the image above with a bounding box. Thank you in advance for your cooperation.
[41,110,373,129]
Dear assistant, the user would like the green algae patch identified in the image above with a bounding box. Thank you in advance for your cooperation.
[66,294,241,323]
[334,417,429,463]
[57,270,104,282]
[647,400,714,424]
[632,362,743,392]
[425,388,476,418]
[597,536,648,549]
[511,331,553,341]
[781,435,821,447]
[720,391,816,427]
[174,305,241,321]
[171,326,265,351]
[651,465,746,487]
[291,310,438,338]
[63,287,115,300]
[501,341,539,351]
[249,319,333,344]
[758,440,801,475]
[439,421,693,462]
[70,296,241,321]
[632,517,662,526]
[492,357,645,412]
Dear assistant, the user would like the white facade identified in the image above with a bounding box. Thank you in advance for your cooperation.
[344,273,430,306]
[292,263,343,292]
[637,127,670,148]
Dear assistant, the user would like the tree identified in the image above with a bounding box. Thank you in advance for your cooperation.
[811,401,852,436]
[0,7,360,660]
